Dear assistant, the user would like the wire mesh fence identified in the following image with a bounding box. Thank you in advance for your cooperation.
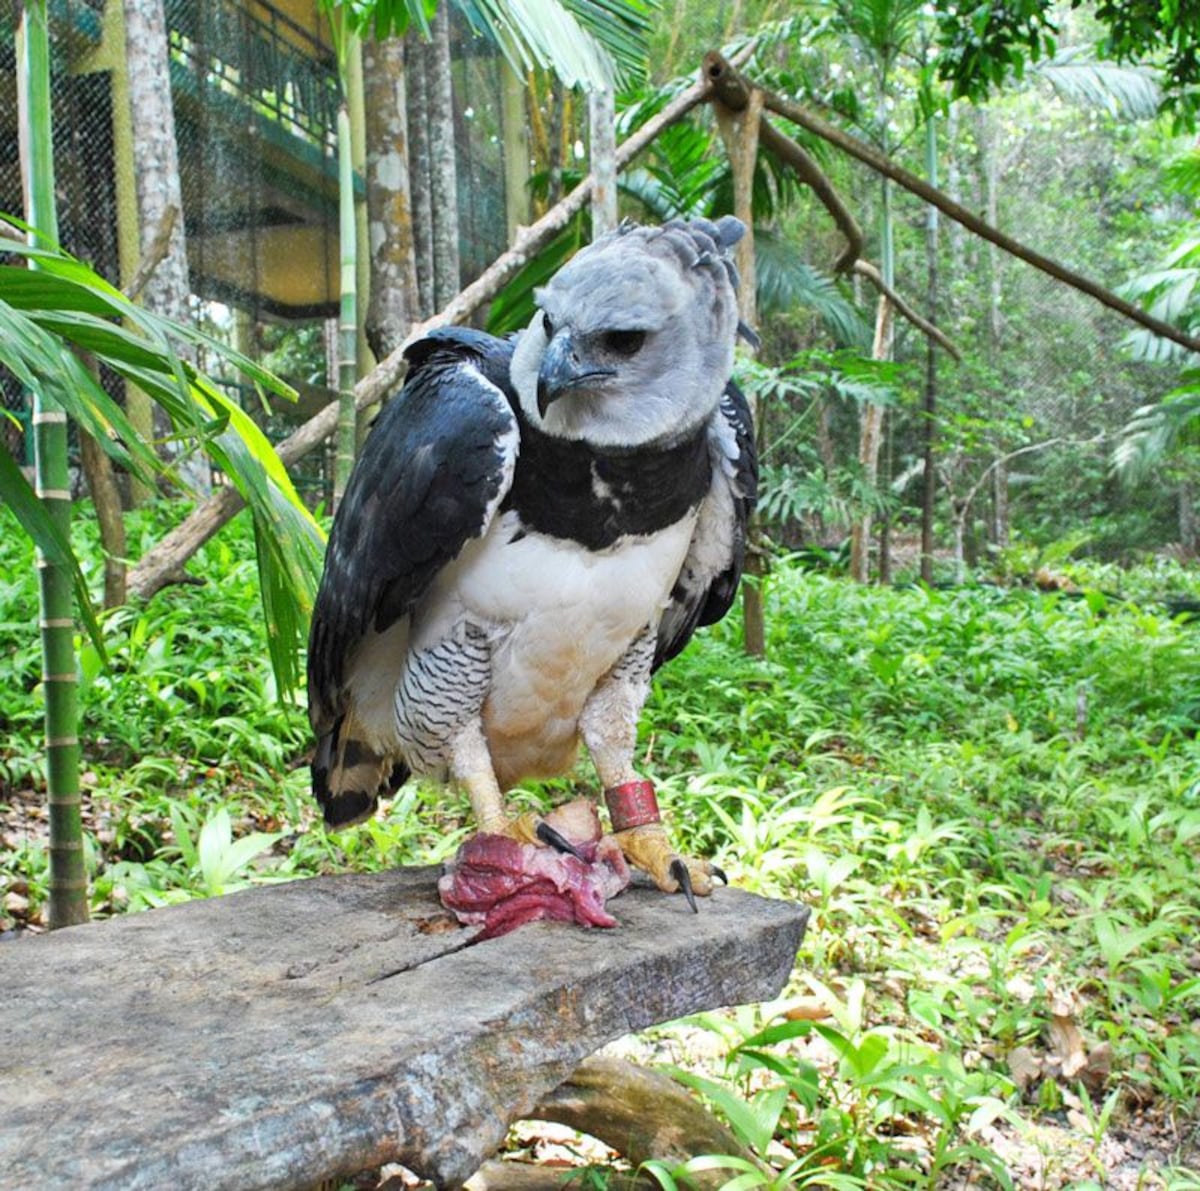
[1,0,508,506]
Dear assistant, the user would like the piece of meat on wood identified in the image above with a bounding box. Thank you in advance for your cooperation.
[439,800,631,938]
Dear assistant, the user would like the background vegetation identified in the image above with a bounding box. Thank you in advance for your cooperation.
[3,0,1200,1185]
[3,505,1198,1185]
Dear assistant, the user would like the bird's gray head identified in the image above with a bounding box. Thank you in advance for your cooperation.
[510,217,745,448]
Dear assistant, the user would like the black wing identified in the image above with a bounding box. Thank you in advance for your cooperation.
[654,379,758,669]
[307,328,519,733]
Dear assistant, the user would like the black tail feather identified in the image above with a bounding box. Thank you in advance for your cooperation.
[312,721,409,829]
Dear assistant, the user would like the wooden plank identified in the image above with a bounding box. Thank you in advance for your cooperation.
[0,869,808,1190]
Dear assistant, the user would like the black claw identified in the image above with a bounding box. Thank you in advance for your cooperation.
[710,863,728,886]
[536,820,587,861]
[669,858,698,913]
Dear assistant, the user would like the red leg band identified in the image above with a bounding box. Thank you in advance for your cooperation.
[605,779,661,832]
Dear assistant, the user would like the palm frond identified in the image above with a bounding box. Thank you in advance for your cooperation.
[1164,148,1200,198]
[754,230,870,347]
[619,122,724,220]
[560,0,655,84]
[1037,48,1161,119]
[0,421,106,658]
[1114,381,1200,481]
[454,0,607,87]
[1118,255,1200,363]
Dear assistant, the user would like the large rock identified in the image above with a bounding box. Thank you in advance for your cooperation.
[0,868,808,1190]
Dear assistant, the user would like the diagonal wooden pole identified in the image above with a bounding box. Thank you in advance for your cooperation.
[703,51,1200,358]
[127,54,752,601]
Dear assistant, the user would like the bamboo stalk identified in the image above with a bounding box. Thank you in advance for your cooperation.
[17,0,89,928]
[334,101,357,510]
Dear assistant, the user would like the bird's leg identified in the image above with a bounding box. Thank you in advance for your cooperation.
[580,633,725,908]
[451,721,583,857]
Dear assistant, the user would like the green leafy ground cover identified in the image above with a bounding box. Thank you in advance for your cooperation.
[1,504,1198,1187]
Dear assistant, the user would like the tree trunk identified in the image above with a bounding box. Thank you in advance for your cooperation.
[945,103,963,318]
[18,0,88,929]
[79,429,128,608]
[879,413,892,583]
[715,88,763,656]
[1181,477,1197,558]
[363,37,418,361]
[976,106,1003,346]
[976,105,1009,552]
[849,82,896,586]
[991,457,1010,549]
[547,77,565,207]
[407,34,434,318]
[920,111,940,586]
[952,500,967,583]
[428,7,459,308]
[588,86,618,238]
[850,293,893,582]
[121,0,211,496]
[501,63,531,240]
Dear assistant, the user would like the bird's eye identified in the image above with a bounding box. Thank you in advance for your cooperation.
[542,312,554,338]
[602,329,646,357]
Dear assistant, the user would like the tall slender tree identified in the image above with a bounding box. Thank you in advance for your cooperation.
[841,0,921,582]
[428,7,460,308]
[122,0,211,496]
[589,86,618,238]
[363,36,420,359]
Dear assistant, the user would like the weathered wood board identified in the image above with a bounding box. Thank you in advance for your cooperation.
[0,868,809,1190]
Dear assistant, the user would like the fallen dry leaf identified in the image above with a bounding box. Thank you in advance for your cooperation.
[784,998,833,1022]
[1049,1011,1088,1079]
[1008,1045,1043,1094]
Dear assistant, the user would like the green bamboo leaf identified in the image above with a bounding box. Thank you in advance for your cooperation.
[0,441,105,660]
[0,263,125,316]
[0,306,171,485]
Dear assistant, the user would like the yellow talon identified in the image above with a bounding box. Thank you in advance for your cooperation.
[614,822,718,899]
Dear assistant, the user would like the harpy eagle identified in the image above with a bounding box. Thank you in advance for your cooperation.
[307,217,757,906]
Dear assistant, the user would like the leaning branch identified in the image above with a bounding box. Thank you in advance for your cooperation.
[127,52,754,602]
[757,118,863,274]
[704,55,956,359]
[704,52,1200,358]
[706,61,863,275]
[123,205,179,302]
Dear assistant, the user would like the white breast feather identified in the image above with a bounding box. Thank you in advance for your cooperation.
[450,511,696,742]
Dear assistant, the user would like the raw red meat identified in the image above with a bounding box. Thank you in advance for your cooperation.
[438,800,631,938]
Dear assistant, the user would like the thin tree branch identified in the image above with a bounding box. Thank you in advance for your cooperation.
[704,52,1200,358]
[702,59,957,358]
[853,260,961,361]
[757,118,863,274]
[954,437,1071,516]
[123,204,178,301]
[127,48,758,602]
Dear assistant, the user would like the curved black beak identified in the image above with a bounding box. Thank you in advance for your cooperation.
[537,331,616,418]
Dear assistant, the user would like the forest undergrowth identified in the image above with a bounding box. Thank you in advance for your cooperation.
[1,503,1198,1189]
